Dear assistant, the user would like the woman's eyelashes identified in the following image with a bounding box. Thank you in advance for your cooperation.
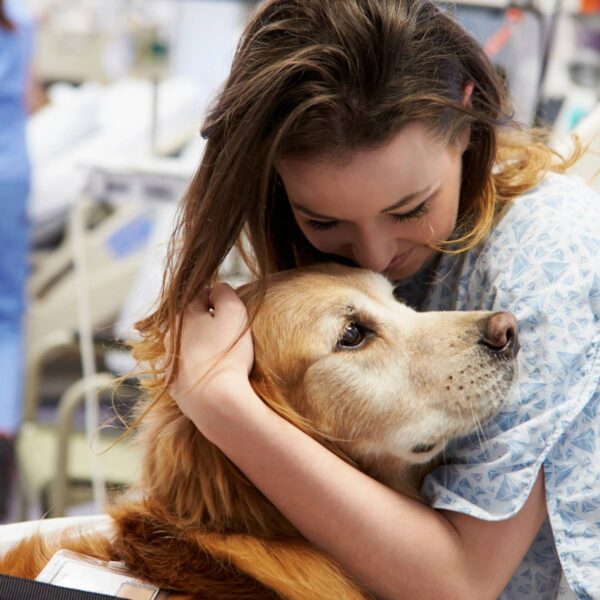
[306,219,339,231]
[306,200,430,231]
[390,200,429,223]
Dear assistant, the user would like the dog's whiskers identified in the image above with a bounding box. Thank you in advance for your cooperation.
[440,435,449,465]
[455,403,466,428]
[468,398,487,452]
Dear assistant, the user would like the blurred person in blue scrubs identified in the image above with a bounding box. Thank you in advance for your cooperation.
[0,0,34,520]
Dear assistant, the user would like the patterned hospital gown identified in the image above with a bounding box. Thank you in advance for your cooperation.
[393,173,600,599]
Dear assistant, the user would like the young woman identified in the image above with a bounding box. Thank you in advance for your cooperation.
[136,1,600,598]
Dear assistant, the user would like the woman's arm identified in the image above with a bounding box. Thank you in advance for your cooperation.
[172,284,547,600]
[204,383,546,600]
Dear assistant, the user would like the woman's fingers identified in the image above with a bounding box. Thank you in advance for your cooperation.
[173,283,252,372]
[164,283,255,427]
[209,282,248,322]
[208,283,253,374]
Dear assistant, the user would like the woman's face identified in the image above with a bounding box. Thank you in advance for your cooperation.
[277,122,467,281]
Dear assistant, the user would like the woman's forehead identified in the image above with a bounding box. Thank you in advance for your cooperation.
[277,124,456,214]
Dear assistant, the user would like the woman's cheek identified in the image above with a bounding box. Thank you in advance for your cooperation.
[424,208,458,245]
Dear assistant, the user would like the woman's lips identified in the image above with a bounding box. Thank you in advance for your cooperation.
[384,248,413,273]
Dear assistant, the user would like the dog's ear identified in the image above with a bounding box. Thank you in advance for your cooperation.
[249,360,358,468]
[249,361,311,432]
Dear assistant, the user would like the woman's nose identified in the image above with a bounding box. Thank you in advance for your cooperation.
[351,234,396,272]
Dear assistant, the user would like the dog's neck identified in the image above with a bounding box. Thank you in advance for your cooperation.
[134,398,298,539]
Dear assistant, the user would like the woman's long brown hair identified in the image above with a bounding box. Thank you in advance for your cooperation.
[133,0,576,402]
[0,0,14,31]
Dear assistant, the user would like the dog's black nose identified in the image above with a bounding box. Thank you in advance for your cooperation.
[480,312,519,358]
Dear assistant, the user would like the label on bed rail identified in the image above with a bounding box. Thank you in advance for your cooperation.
[105,213,153,260]
[36,550,171,599]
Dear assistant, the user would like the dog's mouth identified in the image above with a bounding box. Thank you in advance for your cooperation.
[409,359,518,460]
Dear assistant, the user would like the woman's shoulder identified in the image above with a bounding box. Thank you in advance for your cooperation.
[414,172,599,311]
[430,173,600,313]
[492,172,600,245]
[476,173,599,280]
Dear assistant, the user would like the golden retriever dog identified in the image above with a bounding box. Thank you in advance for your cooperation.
[0,264,519,599]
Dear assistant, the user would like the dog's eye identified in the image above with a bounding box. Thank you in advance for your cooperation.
[411,442,437,454]
[338,323,366,349]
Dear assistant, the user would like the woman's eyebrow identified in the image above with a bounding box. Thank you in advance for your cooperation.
[290,184,435,220]
[381,184,436,213]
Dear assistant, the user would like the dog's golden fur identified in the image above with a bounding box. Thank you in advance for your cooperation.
[0,265,516,599]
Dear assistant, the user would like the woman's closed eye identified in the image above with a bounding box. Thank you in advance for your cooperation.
[306,200,430,231]
[389,200,429,223]
[306,219,340,231]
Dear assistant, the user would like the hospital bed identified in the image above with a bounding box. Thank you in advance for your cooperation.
[18,77,205,520]
[18,143,251,521]
[17,0,251,520]
[27,76,204,245]
[25,76,204,362]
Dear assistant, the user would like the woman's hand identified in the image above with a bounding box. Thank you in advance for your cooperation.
[165,283,256,440]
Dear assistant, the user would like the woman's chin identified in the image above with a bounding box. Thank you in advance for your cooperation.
[385,249,438,282]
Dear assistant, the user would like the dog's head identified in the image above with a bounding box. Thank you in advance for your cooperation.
[241,264,517,483]
[136,263,517,532]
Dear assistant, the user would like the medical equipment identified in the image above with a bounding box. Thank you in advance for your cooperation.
[37,550,166,598]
